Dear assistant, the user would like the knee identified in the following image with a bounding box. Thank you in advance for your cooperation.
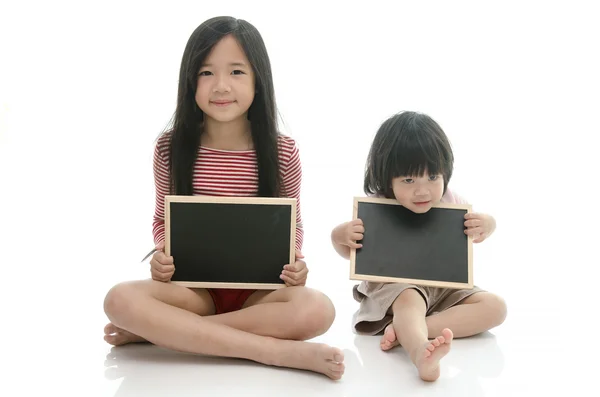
[103,282,137,322]
[392,288,426,312]
[292,290,336,340]
[484,294,508,327]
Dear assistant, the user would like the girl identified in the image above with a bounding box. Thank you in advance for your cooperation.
[331,111,507,382]
[103,16,345,380]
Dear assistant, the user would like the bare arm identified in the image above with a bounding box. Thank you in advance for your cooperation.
[331,219,364,260]
[331,224,351,260]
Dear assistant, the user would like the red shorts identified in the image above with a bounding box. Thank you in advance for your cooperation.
[207,288,256,314]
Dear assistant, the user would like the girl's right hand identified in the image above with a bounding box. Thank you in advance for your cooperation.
[150,241,175,282]
[334,219,365,249]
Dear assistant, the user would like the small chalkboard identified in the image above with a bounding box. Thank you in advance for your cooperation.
[350,197,473,289]
[164,195,296,289]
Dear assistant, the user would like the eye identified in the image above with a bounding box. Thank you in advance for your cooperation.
[429,175,440,181]
[231,70,245,75]
[198,70,212,76]
[402,178,414,184]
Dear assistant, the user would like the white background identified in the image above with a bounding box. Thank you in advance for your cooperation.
[1,0,598,396]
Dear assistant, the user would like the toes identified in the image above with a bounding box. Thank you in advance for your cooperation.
[382,325,397,340]
[380,337,395,348]
[426,343,436,352]
[104,334,118,345]
[333,368,345,377]
[381,345,393,352]
[328,362,345,379]
[104,332,127,346]
[380,325,400,351]
[104,323,117,335]
[329,361,344,371]
[328,361,345,380]
[431,338,441,347]
[442,328,454,342]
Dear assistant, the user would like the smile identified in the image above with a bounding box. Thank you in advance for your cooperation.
[211,100,235,107]
[413,201,431,206]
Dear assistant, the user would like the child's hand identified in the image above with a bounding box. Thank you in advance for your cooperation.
[150,241,175,282]
[464,213,496,243]
[280,249,308,287]
[333,219,364,249]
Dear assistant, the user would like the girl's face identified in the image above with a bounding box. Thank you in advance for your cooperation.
[195,35,255,123]
[391,173,444,213]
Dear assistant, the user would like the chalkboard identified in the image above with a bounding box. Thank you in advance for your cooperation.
[350,197,473,289]
[164,195,296,289]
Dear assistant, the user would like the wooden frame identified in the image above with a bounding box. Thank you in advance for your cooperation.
[164,195,297,289]
[349,196,473,289]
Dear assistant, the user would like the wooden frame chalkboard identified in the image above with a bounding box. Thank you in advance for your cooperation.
[350,197,473,289]
[164,195,296,289]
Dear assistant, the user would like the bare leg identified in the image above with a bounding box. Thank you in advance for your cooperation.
[206,287,335,340]
[103,280,344,379]
[104,282,216,346]
[425,292,507,338]
[380,289,452,382]
[105,282,335,343]
[380,292,507,350]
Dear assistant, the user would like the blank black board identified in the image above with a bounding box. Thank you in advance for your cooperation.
[350,197,473,289]
[164,195,296,289]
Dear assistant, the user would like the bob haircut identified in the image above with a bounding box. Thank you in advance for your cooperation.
[364,111,454,198]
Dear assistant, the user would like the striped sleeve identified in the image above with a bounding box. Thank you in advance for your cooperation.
[152,136,170,245]
[280,137,304,252]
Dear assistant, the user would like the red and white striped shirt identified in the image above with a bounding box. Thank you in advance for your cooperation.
[152,133,304,251]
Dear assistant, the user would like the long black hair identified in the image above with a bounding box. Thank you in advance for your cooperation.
[164,16,281,196]
[364,111,454,198]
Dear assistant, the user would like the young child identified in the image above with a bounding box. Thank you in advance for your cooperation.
[103,16,345,380]
[331,111,507,382]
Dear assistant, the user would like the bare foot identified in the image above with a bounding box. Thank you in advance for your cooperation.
[104,323,147,346]
[380,324,400,351]
[412,328,453,382]
[273,341,345,380]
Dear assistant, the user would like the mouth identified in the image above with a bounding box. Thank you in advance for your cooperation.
[413,201,431,206]
[211,100,235,107]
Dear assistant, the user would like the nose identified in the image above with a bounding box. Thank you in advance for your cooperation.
[414,186,429,197]
[213,74,231,93]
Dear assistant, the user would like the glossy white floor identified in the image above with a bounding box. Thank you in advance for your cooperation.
[1,1,598,396]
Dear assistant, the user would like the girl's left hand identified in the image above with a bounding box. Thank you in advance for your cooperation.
[464,213,496,243]
[281,250,308,286]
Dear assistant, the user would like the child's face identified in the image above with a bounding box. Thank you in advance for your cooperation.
[391,173,444,213]
[195,35,255,123]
